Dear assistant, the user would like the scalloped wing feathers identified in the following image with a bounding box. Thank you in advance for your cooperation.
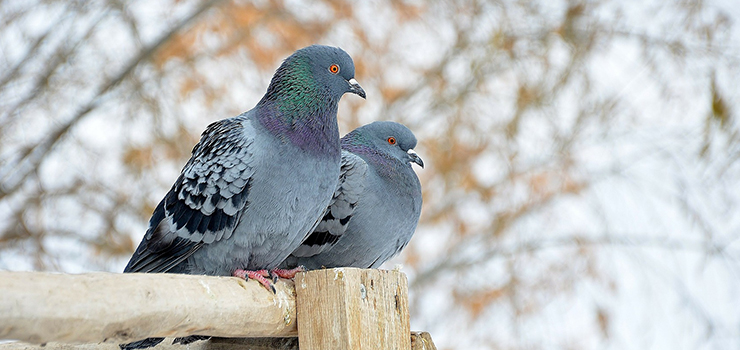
[172,117,255,244]
[291,150,367,258]
[124,116,255,273]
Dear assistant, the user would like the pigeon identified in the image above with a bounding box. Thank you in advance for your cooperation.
[120,45,364,350]
[282,121,423,270]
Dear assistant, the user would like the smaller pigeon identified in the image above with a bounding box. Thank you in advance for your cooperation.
[282,121,423,269]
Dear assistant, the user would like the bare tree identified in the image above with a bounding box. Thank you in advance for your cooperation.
[0,0,738,348]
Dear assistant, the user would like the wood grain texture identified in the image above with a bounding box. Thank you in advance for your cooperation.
[0,337,299,350]
[0,333,437,350]
[411,332,438,350]
[0,272,297,344]
[294,268,411,350]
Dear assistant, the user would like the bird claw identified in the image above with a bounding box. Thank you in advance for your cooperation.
[233,269,275,293]
[270,265,306,279]
[232,266,304,293]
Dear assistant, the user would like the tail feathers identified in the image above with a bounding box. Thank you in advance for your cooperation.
[174,336,211,345]
[119,336,210,350]
[119,338,165,350]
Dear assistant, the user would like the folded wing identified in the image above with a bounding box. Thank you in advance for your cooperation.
[290,150,367,258]
[124,117,255,273]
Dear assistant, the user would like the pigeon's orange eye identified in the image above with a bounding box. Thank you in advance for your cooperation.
[387,137,396,145]
[329,64,340,74]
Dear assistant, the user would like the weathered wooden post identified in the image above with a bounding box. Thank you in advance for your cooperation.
[0,270,435,350]
[295,268,411,350]
[0,271,297,344]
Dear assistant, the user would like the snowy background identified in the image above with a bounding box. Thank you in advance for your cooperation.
[1,0,738,349]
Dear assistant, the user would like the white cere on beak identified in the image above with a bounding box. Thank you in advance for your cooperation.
[407,148,424,168]
[347,78,366,99]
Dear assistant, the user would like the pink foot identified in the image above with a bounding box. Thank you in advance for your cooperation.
[271,266,306,279]
[233,269,275,293]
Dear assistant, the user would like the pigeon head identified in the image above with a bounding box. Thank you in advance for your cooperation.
[343,121,424,169]
[256,45,364,156]
[298,45,366,100]
[261,45,365,112]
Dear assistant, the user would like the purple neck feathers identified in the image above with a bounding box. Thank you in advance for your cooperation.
[256,100,340,158]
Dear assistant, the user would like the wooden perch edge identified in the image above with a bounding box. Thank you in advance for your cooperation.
[0,271,297,344]
[0,332,437,350]
[0,269,437,350]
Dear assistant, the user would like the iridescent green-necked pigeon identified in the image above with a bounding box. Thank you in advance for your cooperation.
[121,45,364,350]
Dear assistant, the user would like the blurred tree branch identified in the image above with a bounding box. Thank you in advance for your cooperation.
[0,0,223,200]
[412,233,736,289]
[0,0,738,348]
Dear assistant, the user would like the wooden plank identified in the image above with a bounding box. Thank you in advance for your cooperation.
[0,272,297,344]
[411,332,438,350]
[294,268,411,350]
[0,332,436,350]
[0,337,300,350]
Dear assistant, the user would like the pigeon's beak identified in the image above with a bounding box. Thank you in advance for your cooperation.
[348,78,366,99]
[407,149,424,168]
